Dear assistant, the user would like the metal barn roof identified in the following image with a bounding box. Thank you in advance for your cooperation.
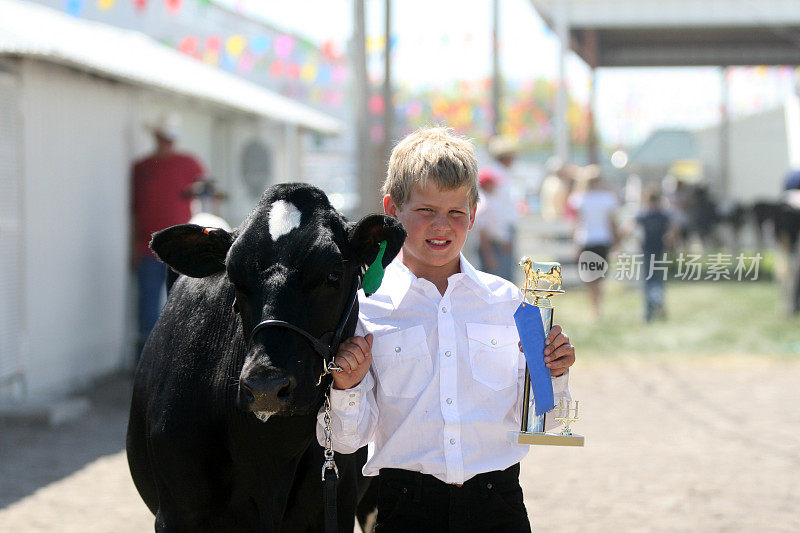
[530,0,800,67]
[0,0,343,134]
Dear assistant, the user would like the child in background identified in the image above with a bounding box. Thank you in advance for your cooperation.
[636,186,678,322]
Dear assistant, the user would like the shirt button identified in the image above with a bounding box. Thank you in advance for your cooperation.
[449,438,456,445]
[395,346,401,353]
[446,398,453,404]
[491,339,497,345]
[348,401,355,406]
[441,307,447,313]
[445,351,451,357]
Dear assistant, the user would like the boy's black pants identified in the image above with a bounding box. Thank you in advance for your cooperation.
[374,463,532,532]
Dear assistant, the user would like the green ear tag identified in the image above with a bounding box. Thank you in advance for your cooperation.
[362,240,387,295]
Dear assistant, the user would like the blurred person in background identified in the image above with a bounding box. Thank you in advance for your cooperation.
[475,169,510,279]
[636,186,678,322]
[539,157,578,222]
[568,167,620,320]
[474,137,520,280]
[131,113,204,353]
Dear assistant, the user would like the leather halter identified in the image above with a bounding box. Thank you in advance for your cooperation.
[245,276,360,382]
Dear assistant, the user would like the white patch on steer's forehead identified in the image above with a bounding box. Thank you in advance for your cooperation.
[255,411,274,423]
[268,200,302,241]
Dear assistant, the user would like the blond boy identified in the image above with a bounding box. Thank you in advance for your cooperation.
[317,127,575,532]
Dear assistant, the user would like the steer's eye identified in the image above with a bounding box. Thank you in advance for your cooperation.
[326,272,342,285]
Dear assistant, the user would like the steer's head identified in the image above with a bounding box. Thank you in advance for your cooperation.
[150,183,405,420]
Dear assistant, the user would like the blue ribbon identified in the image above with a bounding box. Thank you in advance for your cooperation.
[514,303,555,416]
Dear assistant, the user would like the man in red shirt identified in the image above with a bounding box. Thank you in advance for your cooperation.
[131,113,204,351]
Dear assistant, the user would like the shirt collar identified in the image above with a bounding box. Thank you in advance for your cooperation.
[376,254,505,309]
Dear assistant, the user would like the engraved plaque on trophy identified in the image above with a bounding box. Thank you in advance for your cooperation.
[511,257,585,447]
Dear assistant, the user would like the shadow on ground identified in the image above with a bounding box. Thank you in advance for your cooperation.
[0,372,135,509]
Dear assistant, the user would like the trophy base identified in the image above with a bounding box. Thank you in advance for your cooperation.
[509,430,585,447]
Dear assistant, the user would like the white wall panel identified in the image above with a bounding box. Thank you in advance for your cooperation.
[0,71,23,393]
[20,60,132,397]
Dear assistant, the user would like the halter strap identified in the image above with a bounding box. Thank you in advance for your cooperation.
[247,276,360,367]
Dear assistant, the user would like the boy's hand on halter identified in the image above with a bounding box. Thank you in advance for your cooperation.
[332,334,373,390]
[518,324,575,377]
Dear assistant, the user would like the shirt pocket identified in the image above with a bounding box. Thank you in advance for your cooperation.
[371,325,433,398]
[466,323,519,391]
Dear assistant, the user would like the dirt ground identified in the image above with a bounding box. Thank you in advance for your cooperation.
[1,356,798,532]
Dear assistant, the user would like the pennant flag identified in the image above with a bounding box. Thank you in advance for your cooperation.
[370,124,385,143]
[205,35,222,52]
[64,0,84,17]
[321,40,337,60]
[220,53,237,71]
[332,65,347,84]
[202,49,219,66]
[300,62,318,83]
[513,303,555,416]
[316,64,332,85]
[238,52,255,75]
[225,35,246,58]
[178,35,199,57]
[368,94,385,115]
[269,59,284,77]
[133,0,148,10]
[164,0,184,15]
[250,35,271,56]
[285,62,300,80]
[275,35,295,59]
[97,0,115,10]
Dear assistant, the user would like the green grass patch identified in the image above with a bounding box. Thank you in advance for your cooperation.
[554,280,800,359]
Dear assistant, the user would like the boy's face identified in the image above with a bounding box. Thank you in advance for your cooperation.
[383,183,476,279]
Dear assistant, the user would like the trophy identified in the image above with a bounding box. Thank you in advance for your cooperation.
[510,257,585,447]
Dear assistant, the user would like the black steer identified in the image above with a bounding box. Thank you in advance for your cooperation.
[127,183,405,532]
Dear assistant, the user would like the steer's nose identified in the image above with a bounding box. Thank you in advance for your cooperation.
[238,374,296,414]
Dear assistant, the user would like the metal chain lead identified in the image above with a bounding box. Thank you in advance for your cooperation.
[321,390,339,480]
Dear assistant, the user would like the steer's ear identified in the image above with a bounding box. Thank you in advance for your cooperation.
[347,214,406,268]
[150,224,233,278]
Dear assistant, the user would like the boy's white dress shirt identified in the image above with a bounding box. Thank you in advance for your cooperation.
[316,255,570,484]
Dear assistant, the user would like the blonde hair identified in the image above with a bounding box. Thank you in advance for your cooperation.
[383,126,479,208]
